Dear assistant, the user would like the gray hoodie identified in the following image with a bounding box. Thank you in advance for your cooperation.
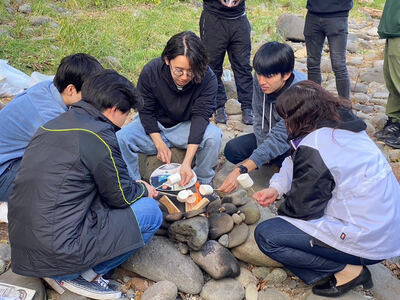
[249,70,306,168]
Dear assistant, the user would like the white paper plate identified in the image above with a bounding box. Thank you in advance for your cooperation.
[150,163,197,191]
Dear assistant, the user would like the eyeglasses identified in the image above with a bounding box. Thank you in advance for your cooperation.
[169,65,194,78]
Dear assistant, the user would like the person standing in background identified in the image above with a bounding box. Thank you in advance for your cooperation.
[374,0,400,149]
[304,0,352,99]
[200,0,254,125]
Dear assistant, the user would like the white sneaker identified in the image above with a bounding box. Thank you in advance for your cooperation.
[0,202,8,223]
[42,277,65,294]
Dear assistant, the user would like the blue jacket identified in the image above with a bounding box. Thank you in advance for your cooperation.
[249,70,306,168]
[0,80,67,176]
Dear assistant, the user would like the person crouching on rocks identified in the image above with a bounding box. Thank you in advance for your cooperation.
[253,80,400,298]
[117,31,222,187]
[8,70,162,300]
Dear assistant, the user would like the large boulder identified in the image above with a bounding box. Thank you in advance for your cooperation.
[200,278,245,300]
[276,14,305,42]
[122,236,204,294]
[190,240,240,279]
[168,216,209,251]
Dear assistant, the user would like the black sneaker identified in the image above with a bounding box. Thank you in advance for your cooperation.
[384,133,400,149]
[214,107,228,124]
[374,120,400,140]
[61,276,121,299]
[242,108,254,125]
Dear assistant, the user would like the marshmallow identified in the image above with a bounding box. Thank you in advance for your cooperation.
[199,184,213,196]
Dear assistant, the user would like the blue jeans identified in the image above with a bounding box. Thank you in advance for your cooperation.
[0,158,22,202]
[304,13,350,99]
[53,197,162,281]
[116,116,222,184]
[255,218,381,285]
[224,133,288,167]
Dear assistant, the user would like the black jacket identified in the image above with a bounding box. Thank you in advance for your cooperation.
[203,0,246,19]
[306,0,353,17]
[138,57,217,144]
[9,101,148,277]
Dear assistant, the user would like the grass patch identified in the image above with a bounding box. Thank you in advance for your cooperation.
[0,0,385,83]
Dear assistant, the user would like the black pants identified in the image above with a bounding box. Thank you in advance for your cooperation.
[304,13,350,99]
[200,10,253,110]
[224,133,288,167]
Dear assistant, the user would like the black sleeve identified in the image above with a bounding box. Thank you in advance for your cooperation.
[80,128,148,208]
[137,64,161,135]
[188,68,217,144]
[278,145,335,220]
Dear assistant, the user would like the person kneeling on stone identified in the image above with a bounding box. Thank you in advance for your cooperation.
[253,81,400,298]
[8,70,162,300]
[219,41,305,193]
[117,31,222,186]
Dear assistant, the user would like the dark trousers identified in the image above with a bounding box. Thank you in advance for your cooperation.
[255,218,381,285]
[0,158,22,202]
[224,133,287,166]
[304,13,350,99]
[200,10,253,110]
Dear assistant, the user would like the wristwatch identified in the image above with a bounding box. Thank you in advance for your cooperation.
[238,164,248,174]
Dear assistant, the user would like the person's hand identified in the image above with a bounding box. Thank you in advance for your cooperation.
[155,140,171,164]
[179,163,194,187]
[137,180,158,198]
[218,168,240,193]
[252,187,279,207]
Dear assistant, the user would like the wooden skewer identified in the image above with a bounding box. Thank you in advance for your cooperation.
[158,190,178,198]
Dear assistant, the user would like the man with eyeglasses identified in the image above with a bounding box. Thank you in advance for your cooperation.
[117,31,222,186]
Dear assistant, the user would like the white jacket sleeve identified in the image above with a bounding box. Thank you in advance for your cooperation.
[269,156,293,198]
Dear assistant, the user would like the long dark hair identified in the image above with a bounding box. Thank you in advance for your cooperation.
[161,31,208,84]
[276,80,351,139]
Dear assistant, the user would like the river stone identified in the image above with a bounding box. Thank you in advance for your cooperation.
[232,213,242,225]
[141,280,177,300]
[0,270,46,300]
[0,243,11,261]
[190,240,240,279]
[207,199,222,215]
[239,201,260,225]
[177,242,189,255]
[224,223,249,248]
[168,216,209,250]
[306,290,369,299]
[221,203,238,215]
[245,283,259,300]
[218,234,229,247]
[184,207,206,218]
[264,268,287,284]
[18,4,32,13]
[225,98,242,115]
[223,80,237,100]
[208,213,234,239]
[235,267,258,287]
[122,236,204,294]
[351,82,368,93]
[370,263,400,300]
[252,267,270,279]
[258,287,289,300]
[200,278,245,300]
[231,225,282,267]
[224,189,249,206]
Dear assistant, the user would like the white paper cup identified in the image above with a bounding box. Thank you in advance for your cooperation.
[199,184,213,196]
[237,173,254,189]
[167,173,181,185]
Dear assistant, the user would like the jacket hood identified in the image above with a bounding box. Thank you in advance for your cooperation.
[318,108,366,133]
[72,100,121,132]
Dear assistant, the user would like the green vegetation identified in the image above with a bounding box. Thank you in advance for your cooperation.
[0,0,385,83]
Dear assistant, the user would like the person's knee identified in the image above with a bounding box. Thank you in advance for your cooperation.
[134,197,163,232]
[254,219,281,252]
[203,126,222,149]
